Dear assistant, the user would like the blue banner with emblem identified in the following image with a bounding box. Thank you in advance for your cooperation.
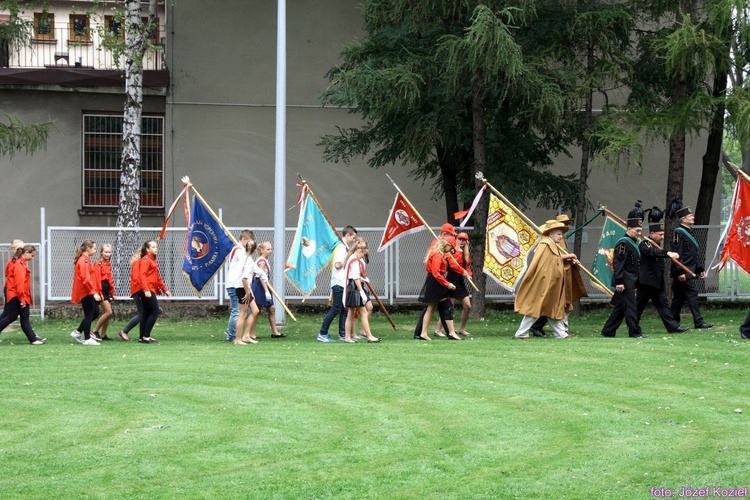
[182,195,235,293]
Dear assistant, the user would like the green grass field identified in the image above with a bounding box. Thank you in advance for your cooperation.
[0,308,748,499]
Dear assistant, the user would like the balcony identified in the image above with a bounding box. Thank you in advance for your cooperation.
[0,23,168,88]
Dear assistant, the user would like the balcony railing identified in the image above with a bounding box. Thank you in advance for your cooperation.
[0,23,166,71]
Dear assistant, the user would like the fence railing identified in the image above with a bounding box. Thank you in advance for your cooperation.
[1,23,166,70]
[5,210,743,320]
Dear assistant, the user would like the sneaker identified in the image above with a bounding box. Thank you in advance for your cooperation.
[90,333,103,342]
[317,333,334,343]
[35,337,47,342]
[31,340,45,345]
[70,330,83,343]
[514,332,530,339]
[82,338,100,346]
[225,330,235,343]
[339,334,346,341]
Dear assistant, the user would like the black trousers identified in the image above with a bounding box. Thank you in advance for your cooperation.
[740,311,750,338]
[670,278,704,327]
[413,304,449,337]
[0,297,38,342]
[637,284,680,332]
[602,288,642,337]
[76,294,99,339]
[138,291,160,339]
[532,316,548,331]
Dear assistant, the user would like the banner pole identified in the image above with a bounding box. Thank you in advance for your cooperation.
[298,176,397,330]
[477,173,612,296]
[385,174,479,292]
[185,178,297,321]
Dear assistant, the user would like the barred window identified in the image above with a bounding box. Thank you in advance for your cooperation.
[34,12,55,40]
[82,114,164,209]
[69,14,91,43]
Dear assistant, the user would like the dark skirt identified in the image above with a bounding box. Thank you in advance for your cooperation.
[446,270,469,299]
[251,278,273,307]
[101,280,113,302]
[418,274,449,304]
[235,287,254,303]
[344,279,369,308]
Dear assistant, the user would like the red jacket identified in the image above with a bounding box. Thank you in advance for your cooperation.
[94,259,115,298]
[453,250,473,277]
[137,254,168,294]
[6,258,32,305]
[129,258,141,296]
[425,251,451,288]
[71,254,97,304]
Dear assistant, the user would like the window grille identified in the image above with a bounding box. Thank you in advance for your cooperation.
[82,113,164,208]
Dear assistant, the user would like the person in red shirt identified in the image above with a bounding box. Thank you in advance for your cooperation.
[414,236,462,341]
[0,239,24,323]
[435,231,473,337]
[134,240,171,343]
[116,249,145,342]
[91,243,115,341]
[70,240,102,345]
[0,245,45,344]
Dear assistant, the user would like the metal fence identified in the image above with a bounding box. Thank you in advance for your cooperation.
[3,23,166,70]
[3,213,738,320]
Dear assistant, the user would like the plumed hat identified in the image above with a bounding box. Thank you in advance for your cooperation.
[627,201,643,228]
[667,199,692,219]
[645,206,664,233]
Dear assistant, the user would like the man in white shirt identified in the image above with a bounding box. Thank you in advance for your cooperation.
[225,230,254,342]
[317,226,357,342]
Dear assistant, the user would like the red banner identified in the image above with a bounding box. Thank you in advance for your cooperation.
[719,176,750,274]
[377,192,425,252]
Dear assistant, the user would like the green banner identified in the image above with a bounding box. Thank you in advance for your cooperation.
[592,216,627,292]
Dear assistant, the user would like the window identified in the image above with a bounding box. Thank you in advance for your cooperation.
[83,114,164,209]
[104,15,123,40]
[69,14,90,43]
[142,17,161,45]
[33,12,55,41]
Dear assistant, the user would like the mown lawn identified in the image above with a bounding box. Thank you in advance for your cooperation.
[0,307,747,499]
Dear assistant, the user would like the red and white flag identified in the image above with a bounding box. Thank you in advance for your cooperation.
[377,192,425,252]
[717,175,750,274]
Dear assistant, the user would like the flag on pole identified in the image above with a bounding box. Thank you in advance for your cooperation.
[285,191,341,296]
[591,215,627,293]
[377,192,426,252]
[483,193,540,291]
[717,175,750,274]
[182,195,235,293]
[455,185,487,228]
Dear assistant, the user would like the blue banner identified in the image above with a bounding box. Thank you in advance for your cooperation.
[182,196,235,293]
[284,194,340,296]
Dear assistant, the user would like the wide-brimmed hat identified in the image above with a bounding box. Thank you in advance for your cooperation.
[440,223,457,236]
[541,220,567,235]
[555,214,572,224]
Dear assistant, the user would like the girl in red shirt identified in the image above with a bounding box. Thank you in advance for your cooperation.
[0,245,45,344]
[70,240,102,345]
[435,232,473,337]
[92,243,115,341]
[134,240,171,343]
[415,237,461,341]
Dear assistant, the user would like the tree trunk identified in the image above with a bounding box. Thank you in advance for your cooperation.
[114,0,153,286]
[572,43,595,317]
[469,77,487,319]
[694,52,727,225]
[436,144,460,222]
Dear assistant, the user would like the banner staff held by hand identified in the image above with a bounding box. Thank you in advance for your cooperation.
[178,176,297,322]
[384,173,479,292]
[599,205,695,278]
[475,171,613,296]
[296,174,397,330]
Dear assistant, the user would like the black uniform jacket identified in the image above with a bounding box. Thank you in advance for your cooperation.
[670,225,704,277]
[612,236,640,289]
[638,240,670,289]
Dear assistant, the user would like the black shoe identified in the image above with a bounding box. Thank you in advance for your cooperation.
[531,328,546,337]
[629,333,644,338]
[669,326,690,333]
[695,323,713,329]
[601,332,616,338]
[741,332,750,340]
[35,336,47,342]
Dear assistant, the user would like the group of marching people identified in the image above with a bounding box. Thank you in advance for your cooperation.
[4,201,750,344]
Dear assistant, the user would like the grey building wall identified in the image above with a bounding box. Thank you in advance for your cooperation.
[0,0,722,248]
